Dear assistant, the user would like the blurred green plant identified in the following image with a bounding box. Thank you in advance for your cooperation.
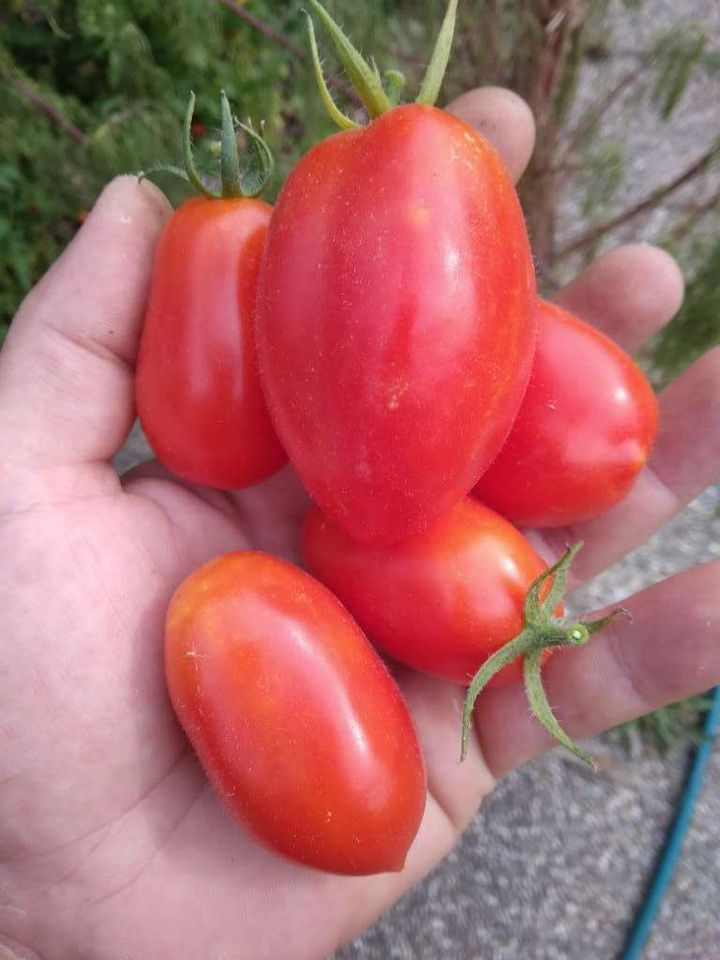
[611,694,713,756]
[0,0,342,335]
[651,236,720,386]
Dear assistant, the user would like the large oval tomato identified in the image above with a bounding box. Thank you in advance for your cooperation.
[137,198,286,489]
[473,298,659,527]
[256,104,536,544]
[303,498,557,686]
[165,551,426,876]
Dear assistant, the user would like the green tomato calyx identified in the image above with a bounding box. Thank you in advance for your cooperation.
[460,542,628,768]
[305,0,460,129]
[138,91,274,200]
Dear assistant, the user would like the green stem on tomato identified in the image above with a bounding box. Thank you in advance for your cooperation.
[523,649,595,767]
[219,90,243,198]
[461,627,535,760]
[528,541,582,619]
[460,542,626,767]
[236,119,275,198]
[307,0,391,119]
[184,91,222,199]
[304,10,360,131]
[305,0,460,129]
[385,70,406,106]
[416,0,460,107]
[138,91,273,200]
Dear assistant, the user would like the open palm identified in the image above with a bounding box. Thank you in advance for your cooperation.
[1,89,718,960]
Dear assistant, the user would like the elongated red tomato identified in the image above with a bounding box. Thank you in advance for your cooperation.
[257,104,536,544]
[473,299,659,527]
[165,551,426,875]
[137,198,286,489]
[303,498,557,686]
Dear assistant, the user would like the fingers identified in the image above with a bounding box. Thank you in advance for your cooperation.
[395,667,494,834]
[652,346,720,503]
[227,466,312,564]
[554,243,685,352]
[447,87,536,184]
[0,176,170,470]
[475,559,720,778]
[530,241,702,582]
[537,347,720,582]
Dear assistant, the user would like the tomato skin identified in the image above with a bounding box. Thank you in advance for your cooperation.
[473,299,659,527]
[165,551,426,876]
[257,104,536,544]
[136,198,286,489]
[303,498,557,686]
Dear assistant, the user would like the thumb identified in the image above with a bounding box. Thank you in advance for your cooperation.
[0,176,170,477]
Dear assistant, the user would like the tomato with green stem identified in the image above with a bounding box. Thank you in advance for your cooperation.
[165,551,426,876]
[473,298,659,527]
[303,498,622,765]
[136,93,286,490]
[256,0,536,544]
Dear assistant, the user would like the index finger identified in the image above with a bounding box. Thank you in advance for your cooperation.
[447,87,536,184]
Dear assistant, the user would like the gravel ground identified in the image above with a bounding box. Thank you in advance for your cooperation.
[557,0,720,264]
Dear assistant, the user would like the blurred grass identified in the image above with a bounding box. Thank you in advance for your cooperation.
[611,695,713,756]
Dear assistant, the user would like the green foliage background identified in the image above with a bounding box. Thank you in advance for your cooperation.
[2,0,718,372]
[2,0,719,455]
[0,0,319,326]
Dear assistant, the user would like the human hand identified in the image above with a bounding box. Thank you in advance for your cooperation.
[1,88,718,960]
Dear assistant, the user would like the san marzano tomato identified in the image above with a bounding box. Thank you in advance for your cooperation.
[256,102,536,544]
[136,92,285,490]
[303,497,557,686]
[137,197,286,489]
[165,551,426,876]
[473,298,658,527]
[303,499,620,766]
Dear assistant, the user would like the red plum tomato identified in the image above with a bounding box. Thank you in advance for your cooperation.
[303,498,557,687]
[256,104,536,544]
[473,298,659,527]
[165,551,426,875]
[137,198,286,489]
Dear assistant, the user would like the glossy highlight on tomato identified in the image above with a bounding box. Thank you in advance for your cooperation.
[473,298,659,527]
[137,198,286,489]
[165,551,426,876]
[256,104,536,544]
[303,498,557,686]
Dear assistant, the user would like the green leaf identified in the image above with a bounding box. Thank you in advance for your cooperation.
[183,91,221,199]
[237,120,275,198]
